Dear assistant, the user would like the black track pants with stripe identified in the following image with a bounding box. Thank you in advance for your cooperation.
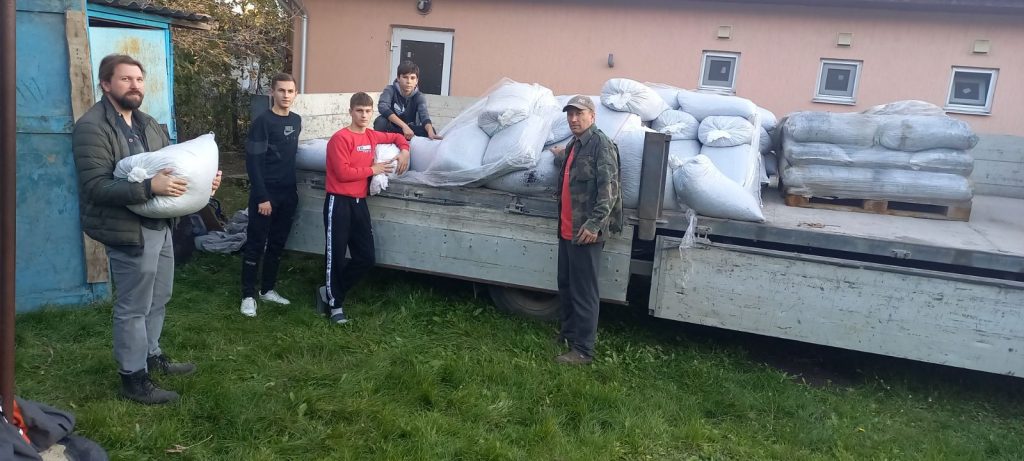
[323,194,375,309]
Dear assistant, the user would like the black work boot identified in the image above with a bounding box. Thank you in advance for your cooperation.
[120,370,179,405]
[147,354,196,376]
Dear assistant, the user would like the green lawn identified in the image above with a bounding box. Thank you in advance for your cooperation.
[12,180,1024,460]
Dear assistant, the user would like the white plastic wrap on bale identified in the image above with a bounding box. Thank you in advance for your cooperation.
[645,82,682,110]
[114,133,219,219]
[595,96,644,138]
[369,144,401,195]
[409,136,442,172]
[700,144,757,187]
[756,106,778,132]
[876,116,979,152]
[478,79,558,136]
[782,141,974,175]
[296,138,328,171]
[698,116,755,147]
[673,155,765,222]
[676,90,757,121]
[669,139,702,161]
[783,165,974,202]
[616,129,650,209]
[430,123,489,172]
[482,114,549,169]
[652,110,699,140]
[401,123,490,187]
[485,149,560,196]
[863,100,945,116]
[438,96,486,137]
[600,78,670,121]
[782,112,880,146]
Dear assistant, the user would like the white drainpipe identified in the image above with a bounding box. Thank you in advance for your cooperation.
[300,10,308,93]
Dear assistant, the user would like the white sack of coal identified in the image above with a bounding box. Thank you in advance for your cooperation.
[698,116,755,147]
[676,90,757,121]
[652,110,699,140]
[875,116,979,152]
[478,79,558,136]
[600,78,670,121]
[673,155,764,222]
[114,133,219,219]
[485,149,560,196]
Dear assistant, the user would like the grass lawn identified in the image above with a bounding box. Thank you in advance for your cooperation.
[12,181,1024,460]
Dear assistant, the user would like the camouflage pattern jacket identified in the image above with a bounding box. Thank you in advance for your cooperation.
[554,125,623,243]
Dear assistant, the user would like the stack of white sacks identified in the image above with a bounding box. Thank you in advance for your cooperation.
[295,78,559,192]
[779,101,977,205]
[294,77,774,222]
[486,78,772,222]
[403,78,558,187]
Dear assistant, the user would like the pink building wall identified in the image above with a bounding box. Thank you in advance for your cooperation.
[296,0,1023,135]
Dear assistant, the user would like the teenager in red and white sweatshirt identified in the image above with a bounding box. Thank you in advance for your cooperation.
[322,92,410,324]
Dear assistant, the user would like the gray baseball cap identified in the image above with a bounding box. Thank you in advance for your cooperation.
[562,95,595,112]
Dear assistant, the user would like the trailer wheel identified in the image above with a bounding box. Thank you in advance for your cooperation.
[488,286,559,321]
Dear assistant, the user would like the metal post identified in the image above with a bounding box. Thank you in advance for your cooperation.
[0,0,17,416]
[636,132,670,241]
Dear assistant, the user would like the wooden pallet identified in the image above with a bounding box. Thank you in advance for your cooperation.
[784,194,972,221]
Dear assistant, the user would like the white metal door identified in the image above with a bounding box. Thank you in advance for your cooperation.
[389,28,453,96]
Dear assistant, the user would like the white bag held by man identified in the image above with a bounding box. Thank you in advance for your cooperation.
[114,133,219,219]
[370,144,401,196]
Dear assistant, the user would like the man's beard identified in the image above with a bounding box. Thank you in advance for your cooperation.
[114,91,144,110]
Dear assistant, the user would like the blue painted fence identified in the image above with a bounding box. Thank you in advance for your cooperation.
[15,0,108,311]
[14,0,179,311]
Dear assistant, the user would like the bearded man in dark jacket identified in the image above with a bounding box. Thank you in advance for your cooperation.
[72,54,221,404]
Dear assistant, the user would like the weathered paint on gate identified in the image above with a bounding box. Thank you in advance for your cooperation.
[14,0,109,311]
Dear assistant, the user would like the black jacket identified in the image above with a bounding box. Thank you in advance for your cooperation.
[72,97,170,246]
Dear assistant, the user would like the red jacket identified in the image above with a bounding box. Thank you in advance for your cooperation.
[325,127,409,197]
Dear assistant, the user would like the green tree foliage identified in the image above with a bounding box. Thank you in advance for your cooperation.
[159,0,296,150]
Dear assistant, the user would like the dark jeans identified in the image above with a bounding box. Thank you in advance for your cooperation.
[323,194,376,309]
[241,187,298,298]
[557,238,605,358]
[373,116,428,137]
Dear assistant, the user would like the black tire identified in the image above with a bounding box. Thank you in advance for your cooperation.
[488,285,560,321]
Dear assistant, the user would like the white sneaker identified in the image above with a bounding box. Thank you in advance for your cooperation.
[240,297,257,317]
[260,290,291,305]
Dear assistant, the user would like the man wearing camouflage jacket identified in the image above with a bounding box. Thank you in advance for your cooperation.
[551,95,623,365]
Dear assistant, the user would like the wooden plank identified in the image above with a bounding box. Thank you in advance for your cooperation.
[784,193,972,221]
[67,9,109,283]
[651,238,1024,376]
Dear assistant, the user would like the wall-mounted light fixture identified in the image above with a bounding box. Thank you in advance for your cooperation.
[608,53,615,68]
[416,0,432,15]
[972,39,991,54]
[717,25,732,40]
[837,32,853,47]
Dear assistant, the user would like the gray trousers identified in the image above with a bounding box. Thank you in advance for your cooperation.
[106,226,174,374]
[557,239,604,358]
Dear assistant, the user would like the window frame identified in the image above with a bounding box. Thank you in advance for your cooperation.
[945,67,998,115]
[698,51,740,95]
[813,59,862,105]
